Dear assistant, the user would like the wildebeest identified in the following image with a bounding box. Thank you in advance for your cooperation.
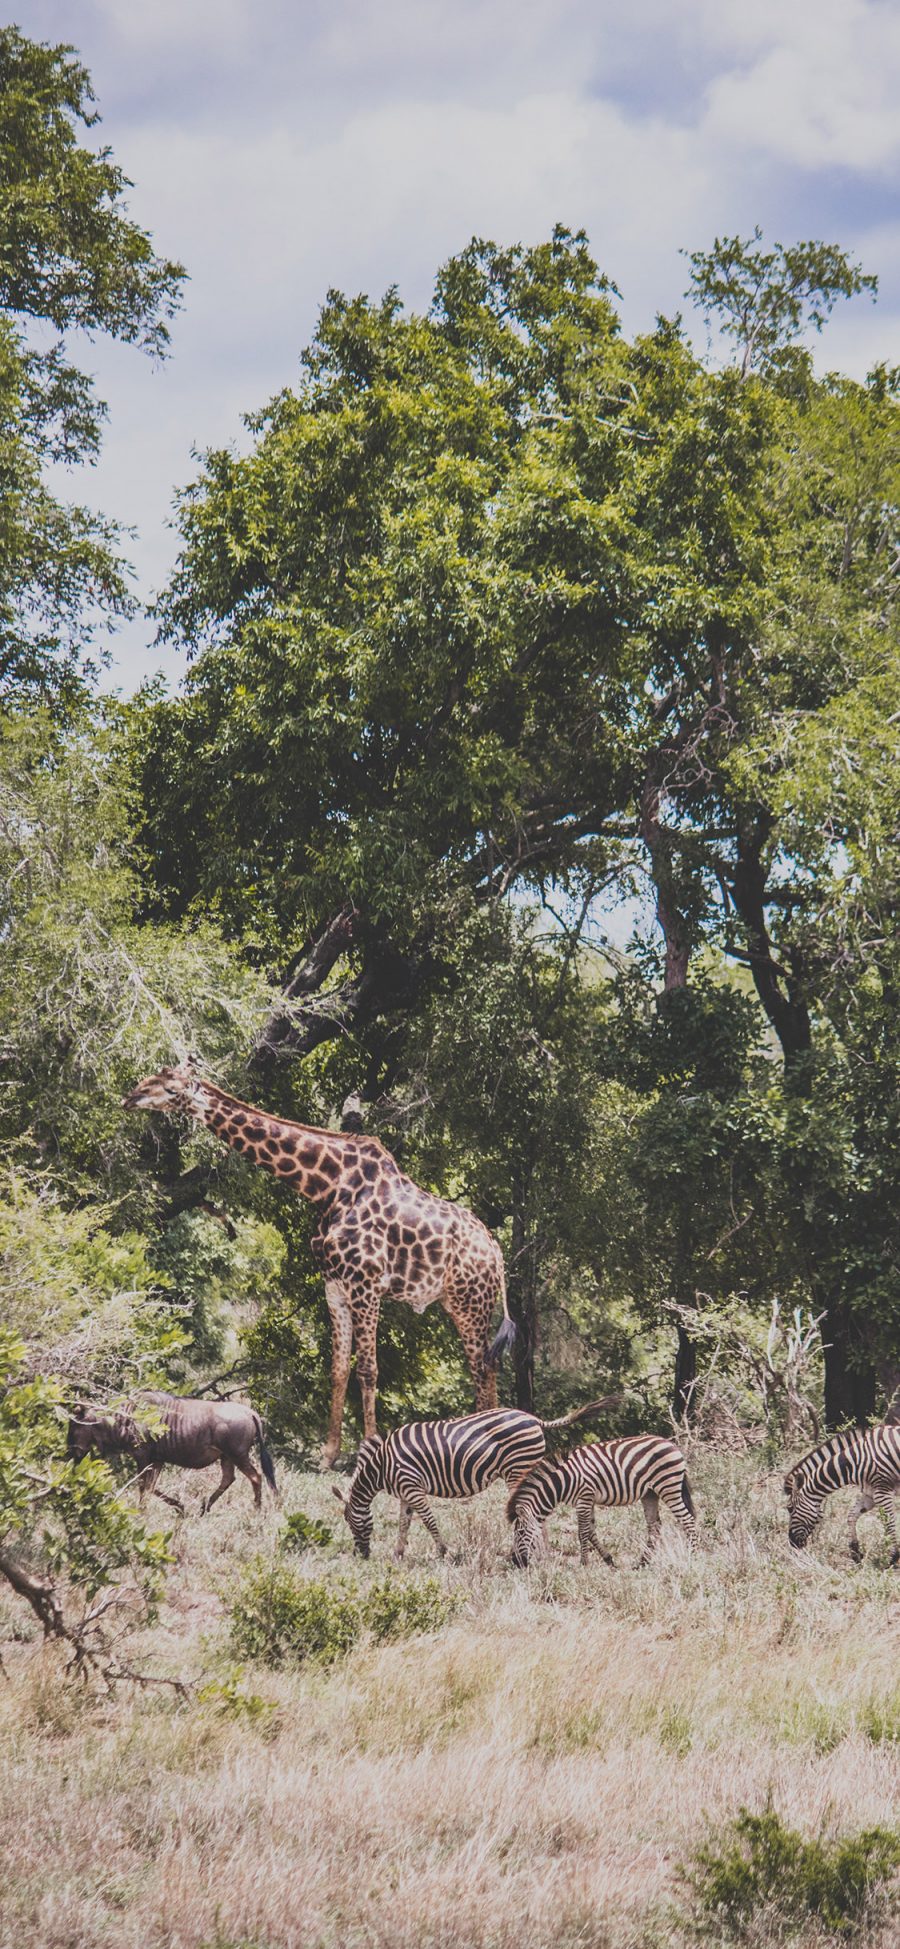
[67,1392,277,1515]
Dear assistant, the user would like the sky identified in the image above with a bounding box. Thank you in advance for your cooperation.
[19,0,900,695]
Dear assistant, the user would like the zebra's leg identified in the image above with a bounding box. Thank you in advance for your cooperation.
[403,1487,448,1559]
[394,1501,414,1562]
[883,1494,899,1567]
[661,1486,697,1549]
[868,1489,898,1566]
[847,1490,875,1562]
[202,1458,235,1514]
[639,1492,661,1564]
[576,1496,614,1567]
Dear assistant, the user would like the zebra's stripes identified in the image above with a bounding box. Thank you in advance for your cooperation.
[332,1400,618,1558]
[784,1424,900,1561]
[507,1435,696,1567]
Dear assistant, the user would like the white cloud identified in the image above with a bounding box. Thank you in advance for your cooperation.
[703,0,900,171]
[19,0,900,691]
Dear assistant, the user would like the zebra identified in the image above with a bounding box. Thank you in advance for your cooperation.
[331,1400,620,1559]
[784,1424,900,1562]
[507,1435,696,1567]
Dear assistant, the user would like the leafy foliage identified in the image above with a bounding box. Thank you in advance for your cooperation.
[689,1805,900,1938]
[0,27,184,705]
[228,1560,455,1667]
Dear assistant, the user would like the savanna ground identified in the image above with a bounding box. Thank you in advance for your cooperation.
[1,1449,899,1949]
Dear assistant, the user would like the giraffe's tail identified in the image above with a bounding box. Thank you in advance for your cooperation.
[487,1261,516,1368]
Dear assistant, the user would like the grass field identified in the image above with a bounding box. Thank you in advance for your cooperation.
[1,1447,899,1949]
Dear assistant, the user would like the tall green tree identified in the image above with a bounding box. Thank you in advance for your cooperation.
[0,26,185,704]
[135,226,897,1425]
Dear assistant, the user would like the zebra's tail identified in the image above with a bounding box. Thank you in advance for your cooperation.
[542,1392,624,1430]
[253,1412,277,1494]
[486,1261,516,1369]
[680,1474,695,1518]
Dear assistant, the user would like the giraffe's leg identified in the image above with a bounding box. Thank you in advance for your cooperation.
[639,1492,661,1564]
[350,1301,381,1445]
[394,1501,413,1562]
[321,1280,354,1469]
[442,1295,497,1412]
[202,1459,235,1514]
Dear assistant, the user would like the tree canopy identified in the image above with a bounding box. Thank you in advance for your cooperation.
[2,23,900,1660]
[0,26,185,707]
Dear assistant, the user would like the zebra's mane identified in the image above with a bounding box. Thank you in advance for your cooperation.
[790,1428,858,1480]
[505,1452,566,1520]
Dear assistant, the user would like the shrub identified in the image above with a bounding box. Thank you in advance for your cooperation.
[229,1562,456,1668]
[279,1511,333,1553]
[197,1670,279,1732]
[689,1806,900,1938]
[228,1562,361,1668]
[362,1573,455,1643]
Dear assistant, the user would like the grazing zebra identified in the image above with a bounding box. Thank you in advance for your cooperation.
[784,1424,900,1562]
[507,1436,696,1567]
[331,1400,619,1558]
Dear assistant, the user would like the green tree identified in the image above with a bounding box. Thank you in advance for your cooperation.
[0,26,185,704]
[135,226,896,1426]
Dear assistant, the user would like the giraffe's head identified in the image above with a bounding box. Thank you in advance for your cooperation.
[123,1062,212,1118]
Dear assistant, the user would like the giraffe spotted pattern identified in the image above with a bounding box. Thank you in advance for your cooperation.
[123,1065,514,1465]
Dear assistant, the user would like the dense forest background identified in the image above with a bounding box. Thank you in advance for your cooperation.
[2,27,899,1630]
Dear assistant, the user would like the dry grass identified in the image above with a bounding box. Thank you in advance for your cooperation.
[1,1451,899,1949]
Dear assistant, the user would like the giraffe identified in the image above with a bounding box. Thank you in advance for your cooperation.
[123,1065,515,1466]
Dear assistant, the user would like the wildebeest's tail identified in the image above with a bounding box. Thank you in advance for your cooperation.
[486,1259,516,1369]
[253,1412,277,1494]
[541,1393,624,1430]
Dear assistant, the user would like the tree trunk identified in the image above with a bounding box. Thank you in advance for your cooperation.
[672,1323,697,1421]
[731,818,812,1065]
[640,773,692,994]
[821,1307,877,1428]
[730,818,874,1425]
[508,1195,537,1414]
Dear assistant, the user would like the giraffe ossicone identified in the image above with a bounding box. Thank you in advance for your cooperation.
[123,1063,515,1465]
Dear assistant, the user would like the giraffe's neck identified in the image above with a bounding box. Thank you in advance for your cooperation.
[192,1086,360,1203]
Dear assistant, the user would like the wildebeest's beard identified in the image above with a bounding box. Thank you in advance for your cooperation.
[67,1413,108,1461]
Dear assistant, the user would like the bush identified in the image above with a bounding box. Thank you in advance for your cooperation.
[279,1511,333,1553]
[363,1573,455,1644]
[689,1806,900,1938]
[228,1562,361,1668]
[228,1562,456,1668]
[197,1670,279,1733]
